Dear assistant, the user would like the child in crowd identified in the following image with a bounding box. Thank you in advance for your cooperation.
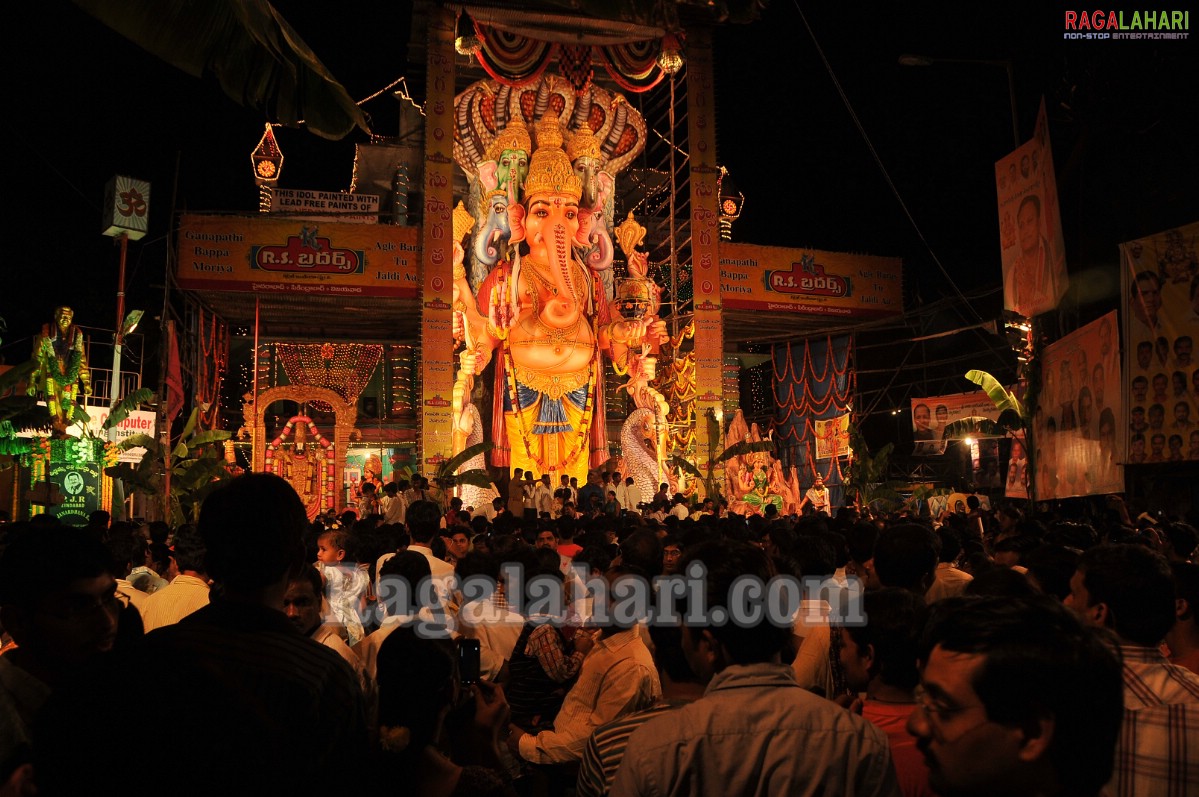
[315,528,371,646]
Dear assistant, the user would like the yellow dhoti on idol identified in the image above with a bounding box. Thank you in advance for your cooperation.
[502,349,599,483]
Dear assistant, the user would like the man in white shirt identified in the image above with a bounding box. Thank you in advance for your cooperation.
[613,471,629,510]
[534,474,554,518]
[622,477,642,514]
[379,482,407,526]
[669,495,690,520]
[375,500,455,618]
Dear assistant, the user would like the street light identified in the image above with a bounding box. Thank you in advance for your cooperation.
[898,53,1020,148]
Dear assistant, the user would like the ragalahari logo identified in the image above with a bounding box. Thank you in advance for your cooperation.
[1064,10,1189,39]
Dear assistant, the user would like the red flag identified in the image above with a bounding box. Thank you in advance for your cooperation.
[165,320,184,424]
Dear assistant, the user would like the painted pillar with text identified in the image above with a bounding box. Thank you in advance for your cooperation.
[419,7,457,482]
[687,27,726,492]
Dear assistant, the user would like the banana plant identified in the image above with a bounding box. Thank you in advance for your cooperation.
[845,423,943,515]
[0,359,52,456]
[432,441,496,493]
[104,407,233,526]
[671,409,774,502]
[73,388,157,438]
[964,369,1026,432]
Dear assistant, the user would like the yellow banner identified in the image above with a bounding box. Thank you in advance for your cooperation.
[813,414,852,460]
[176,214,420,297]
[719,242,902,317]
[420,9,457,475]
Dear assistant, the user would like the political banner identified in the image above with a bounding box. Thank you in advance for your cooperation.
[1031,311,1123,499]
[1120,221,1199,465]
[996,99,1068,318]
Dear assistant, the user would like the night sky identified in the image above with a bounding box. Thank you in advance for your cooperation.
[4,1,1197,391]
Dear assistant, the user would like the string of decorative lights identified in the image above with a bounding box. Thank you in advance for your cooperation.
[275,343,383,412]
[269,75,427,133]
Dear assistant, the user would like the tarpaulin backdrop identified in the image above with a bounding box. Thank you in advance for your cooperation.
[1120,221,1199,465]
[772,335,853,511]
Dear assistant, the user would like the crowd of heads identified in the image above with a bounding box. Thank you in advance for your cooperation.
[2,470,1197,796]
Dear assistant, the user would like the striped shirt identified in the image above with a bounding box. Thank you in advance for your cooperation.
[139,573,210,631]
[1109,643,1199,797]
[576,701,683,797]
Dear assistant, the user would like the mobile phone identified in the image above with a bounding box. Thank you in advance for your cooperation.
[458,638,481,685]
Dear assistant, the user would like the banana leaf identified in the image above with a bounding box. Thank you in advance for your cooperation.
[942,417,1001,439]
[964,369,1024,419]
[717,439,775,463]
[437,441,495,478]
[449,469,499,490]
[188,430,233,448]
[118,433,161,453]
[103,388,156,430]
[0,396,53,433]
[671,456,704,480]
[0,359,36,393]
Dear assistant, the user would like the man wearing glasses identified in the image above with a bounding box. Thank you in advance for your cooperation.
[907,596,1122,797]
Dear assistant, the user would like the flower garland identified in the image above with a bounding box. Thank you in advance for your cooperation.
[196,310,229,430]
[36,333,85,385]
[501,333,597,477]
[102,442,120,469]
[264,415,336,511]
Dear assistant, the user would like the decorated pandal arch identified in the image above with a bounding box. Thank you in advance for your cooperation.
[238,384,358,520]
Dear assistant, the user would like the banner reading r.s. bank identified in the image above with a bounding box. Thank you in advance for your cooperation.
[175,213,421,297]
[719,242,902,318]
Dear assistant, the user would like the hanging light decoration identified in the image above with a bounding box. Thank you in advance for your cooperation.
[657,32,685,76]
[250,123,284,213]
[716,165,745,241]
[455,10,481,56]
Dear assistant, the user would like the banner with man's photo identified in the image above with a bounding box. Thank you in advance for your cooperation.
[1031,311,1124,500]
[910,391,1003,456]
[1120,221,1199,465]
[995,99,1069,319]
[1005,431,1030,500]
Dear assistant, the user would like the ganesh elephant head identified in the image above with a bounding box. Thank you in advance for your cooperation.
[578,171,615,272]
[508,191,595,328]
[473,187,512,269]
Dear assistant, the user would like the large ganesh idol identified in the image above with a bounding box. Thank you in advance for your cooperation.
[452,114,665,483]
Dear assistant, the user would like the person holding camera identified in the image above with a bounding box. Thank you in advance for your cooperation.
[371,626,515,795]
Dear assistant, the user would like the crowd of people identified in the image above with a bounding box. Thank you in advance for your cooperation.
[1,472,1198,796]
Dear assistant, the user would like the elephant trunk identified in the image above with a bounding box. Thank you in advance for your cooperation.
[584,212,614,272]
[539,222,582,329]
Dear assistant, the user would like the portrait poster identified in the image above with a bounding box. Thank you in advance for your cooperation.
[1031,311,1124,500]
[995,99,1068,318]
[1120,221,1199,465]
[813,414,852,460]
[1004,431,1031,500]
[344,449,390,511]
